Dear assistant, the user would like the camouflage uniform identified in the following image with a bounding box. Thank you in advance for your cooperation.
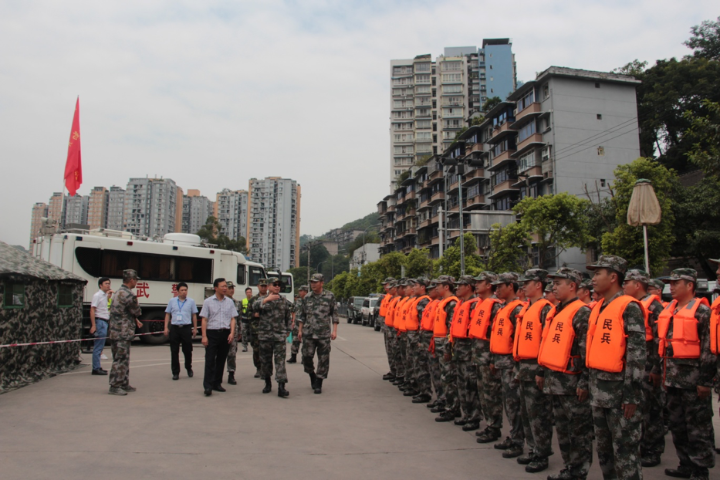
[436,276,459,417]
[406,283,430,396]
[297,278,339,380]
[378,278,396,377]
[247,283,269,373]
[544,268,594,480]
[290,288,307,357]
[662,268,716,479]
[226,287,241,375]
[418,284,442,403]
[454,276,482,425]
[108,274,142,392]
[256,289,293,384]
[586,256,646,480]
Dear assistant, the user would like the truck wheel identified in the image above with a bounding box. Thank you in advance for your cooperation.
[347,316,352,324]
[139,310,169,345]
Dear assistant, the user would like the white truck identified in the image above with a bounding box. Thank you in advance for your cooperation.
[32,228,267,345]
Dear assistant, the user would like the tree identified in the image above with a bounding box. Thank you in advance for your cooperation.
[601,158,678,274]
[672,178,720,277]
[375,251,405,279]
[299,242,330,268]
[684,16,720,61]
[684,100,720,178]
[326,271,350,299]
[346,232,380,258]
[482,96,502,112]
[485,222,532,273]
[434,233,486,278]
[405,248,434,278]
[513,193,593,268]
[196,216,246,252]
[287,266,315,285]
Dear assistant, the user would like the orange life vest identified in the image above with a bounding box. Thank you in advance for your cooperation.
[537,299,587,374]
[394,297,412,332]
[490,299,525,355]
[586,295,639,373]
[711,297,720,355]
[588,301,597,309]
[420,299,440,332]
[385,296,401,327]
[405,296,430,331]
[379,295,391,317]
[657,298,706,359]
[468,298,502,340]
[450,297,480,339]
[513,298,554,361]
[640,294,661,342]
[434,296,460,338]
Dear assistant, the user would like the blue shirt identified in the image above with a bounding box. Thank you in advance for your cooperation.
[165,297,198,326]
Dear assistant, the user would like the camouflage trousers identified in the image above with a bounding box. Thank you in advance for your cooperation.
[290,323,301,356]
[226,337,238,373]
[477,364,503,430]
[592,405,642,480]
[302,337,331,379]
[552,394,593,479]
[250,323,261,371]
[499,367,524,447]
[405,331,421,392]
[109,340,131,388]
[240,321,249,349]
[435,337,459,414]
[519,379,553,458]
[259,338,288,383]
[382,325,399,376]
[419,331,442,401]
[666,386,715,475]
[455,339,481,423]
[394,330,406,379]
[641,375,666,459]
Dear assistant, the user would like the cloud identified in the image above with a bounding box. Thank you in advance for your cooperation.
[0,0,717,248]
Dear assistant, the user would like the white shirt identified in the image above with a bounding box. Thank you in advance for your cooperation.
[199,295,238,330]
[91,290,110,320]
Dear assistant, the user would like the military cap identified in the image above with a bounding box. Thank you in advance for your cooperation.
[544,283,555,293]
[455,275,476,286]
[226,281,236,289]
[649,279,665,291]
[518,269,549,283]
[668,268,697,283]
[587,255,628,275]
[708,258,720,264]
[381,277,396,285]
[388,281,398,288]
[298,285,309,292]
[258,278,269,286]
[266,277,279,285]
[407,278,419,286]
[491,272,519,285]
[415,277,430,287]
[436,275,455,286]
[578,279,593,291]
[123,269,139,280]
[547,267,583,286]
[624,269,650,285]
[310,273,324,283]
[427,279,439,289]
[474,271,498,283]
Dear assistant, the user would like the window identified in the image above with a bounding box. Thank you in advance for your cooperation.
[3,283,25,308]
[443,85,462,94]
[237,265,246,285]
[415,74,430,84]
[597,114,602,120]
[415,86,431,94]
[543,85,549,99]
[597,146,605,156]
[58,284,74,307]
[516,90,535,112]
[442,73,462,83]
[441,61,461,71]
[517,121,537,143]
[280,274,293,294]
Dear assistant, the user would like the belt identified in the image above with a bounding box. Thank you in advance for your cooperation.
[208,328,231,331]
[96,318,109,322]
[171,324,192,327]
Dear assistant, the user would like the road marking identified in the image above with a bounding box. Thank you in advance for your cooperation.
[337,336,347,341]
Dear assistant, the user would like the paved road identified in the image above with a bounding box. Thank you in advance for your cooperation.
[2,321,718,479]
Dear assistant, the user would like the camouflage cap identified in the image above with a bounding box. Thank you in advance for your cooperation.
[226,281,236,289]
[491,272,519,285]
[381,277,396,285]
[586,255,628,275]
[258,278,269,286]
[298,285,309,292]
[544,283,555,293]
[123,269,139,280]
[436,275,455,286]
[455,275,476,286]
[668,268,697,283]
[474,271,499,283]
[266,277,280,285]
[624,269,650,285]
[397,278,409,287]
[415,277,430,287]
[427,279,439,289]
[518,268,549,283]
[648,279,665,290]
[578,279,594,291]
[388,280,398,289]
[310,273,324,283]
[547,267,583,286]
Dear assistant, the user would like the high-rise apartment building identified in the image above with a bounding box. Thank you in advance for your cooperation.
[29,202,48,248]
[123,177,180,238]
[47,192,65,227]
[214,189,249,241]
[64,194,89,226]
[87,187,108,230]
[247,177,300,271]
[389,40,517,189]
[182,189,214,235]
[106,186,126,231]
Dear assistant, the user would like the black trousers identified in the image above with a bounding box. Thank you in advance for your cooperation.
[169,324,193,375]
[203,329,231,390]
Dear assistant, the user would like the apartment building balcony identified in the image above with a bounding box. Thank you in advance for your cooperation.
[431,236,440,246]
[430,191,445,203]
[462,167,483,185]
[512,165,543,187]
[447,177,459,194]
[511,102,542,126]
[418,217,431,229]
[387,203,396,212]
[489,121,517,143]
[405,190,416,201]
[513,134,545,157]
[427,162,443,181]
[465,193,485,209]
[541,161,554,183]
[418,195,431,209]
[488,180,520,199]
[489,149,517,171]
[466,142,484,154]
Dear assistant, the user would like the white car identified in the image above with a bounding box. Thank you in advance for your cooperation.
[361,297,380,328]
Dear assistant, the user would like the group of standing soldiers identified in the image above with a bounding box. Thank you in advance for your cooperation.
[376,255,720,480]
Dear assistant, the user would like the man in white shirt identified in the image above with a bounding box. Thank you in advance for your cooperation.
[164,282,198,380]
[90,277,113,375]
[200,278,238,396]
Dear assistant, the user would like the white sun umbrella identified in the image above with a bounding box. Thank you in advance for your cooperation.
[627,179,662,274]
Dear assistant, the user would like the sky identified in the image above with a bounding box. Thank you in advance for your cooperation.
[0,0,717,248]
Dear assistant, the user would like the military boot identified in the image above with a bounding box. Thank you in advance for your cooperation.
[392,376,405,386]
[287,354,297,364]
[502,445,523,459]
[461,421,480,432]
[494,436,514,450]
[278,383,289,398]
[228,372,237,385]
[313,378,323,394]
[412,393,432,404]
[665,465,693,479]
[108,387,127,396]
[546,468,573,480]
[517,451,534,465]
[262,377,272,394]
[525,456,549,473]
[475,427,501,443]
[309,371,317,389]
[254,368,261,378]
[382,372,395,381]
[430,403,446,413]
[434,410,456,422]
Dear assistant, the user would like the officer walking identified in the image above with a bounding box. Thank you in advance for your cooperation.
[288,285,308,363]
[163,281,198,380]
[297,274,339,394]
[108,269,143,396]
[199,278,238,397]
[256,277,293,397]
[248,279,269,378]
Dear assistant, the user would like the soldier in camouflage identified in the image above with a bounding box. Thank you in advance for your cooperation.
[247,279,269,378]
[434,275,461,423]
[108,269,143,396]
[544,282,559,306]
[412,277,435,405]
[661,268,715,480]
[452,275,482,431]
[424,279,446,411]
[587,255,646,480]
[622,268,666,468]
[402,278,431,400]
[647,278,666,301]
[473,271,505,444]
[391,280,409,388]
[288,285,308,363]
[225,282,241,385]
[297,273,339,394]
[577,278,593,305]
[542,268,594,480]
[380,279,399,381]
[256,277,293,397]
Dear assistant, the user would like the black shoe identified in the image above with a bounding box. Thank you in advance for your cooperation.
[430,405,446,413]
[204,389,212,397]
[665,466,693,479]
[314,378,323,394]
[502,446,523,459]
[172,373,179,380]
[525,457,548,473]
[547,468,572,480]
[288,354,297,364]
[426,400,438,409]
[278,383,289,398]
[262,377,272,394]
[435,411,456,422]
[517,453,534,465]
[382,373,395,381]
[92,369,108,375]
[403,390,419,397]
[392,377,405,386]
[412,394,432,404]
[212,385,226,392]
[186,368,193,378]
[462,421,480,432]
[254,369,261,378]
[228,372,237,385]
[309,371,318,389]
[242,346,248,352]
[476,427,501,442]
[641,456,660,468]
[494,437,514,450]
[454,417,468,426]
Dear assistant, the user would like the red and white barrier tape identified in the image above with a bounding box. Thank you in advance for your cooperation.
[0,331,165,349]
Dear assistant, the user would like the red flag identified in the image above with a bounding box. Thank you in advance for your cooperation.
[64,98,82,196]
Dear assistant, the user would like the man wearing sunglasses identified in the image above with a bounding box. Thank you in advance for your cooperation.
[256,277,293,397]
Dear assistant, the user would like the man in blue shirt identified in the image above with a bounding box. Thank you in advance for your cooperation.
[164,282,198,380]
